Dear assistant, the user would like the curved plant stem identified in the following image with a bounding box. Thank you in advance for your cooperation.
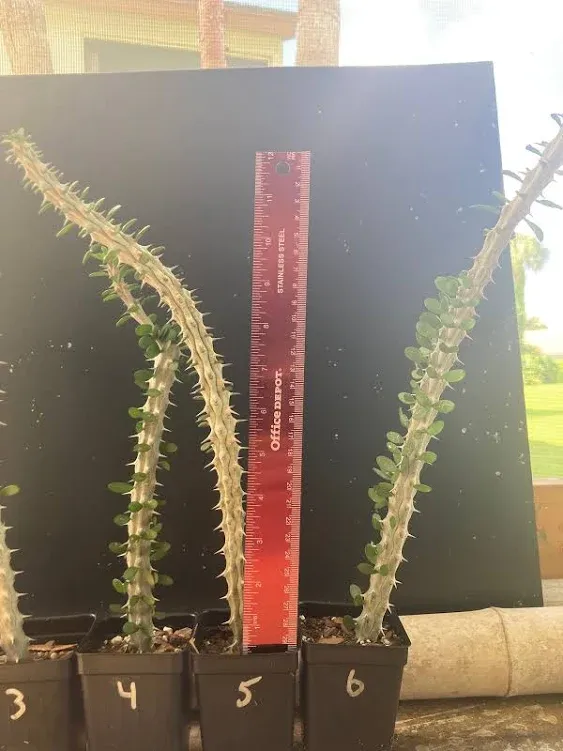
[356,122,563,642]
[0,493,28,662]
[3,132,245,647]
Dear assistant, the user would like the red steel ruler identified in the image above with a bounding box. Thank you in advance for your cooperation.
[243,151,311,652]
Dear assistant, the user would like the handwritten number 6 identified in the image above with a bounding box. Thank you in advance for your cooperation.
[236,676,263,708]
[5,688,26,720]
[346,669,365,698]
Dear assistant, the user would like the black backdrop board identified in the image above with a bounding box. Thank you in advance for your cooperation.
[0,64,542,618]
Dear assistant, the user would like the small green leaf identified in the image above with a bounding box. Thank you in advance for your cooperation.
[524,218,544,242]
[0,484,20,497]
[357,562,375,576]
[342,615,356,632]
[444,369,465,383]
[88,270,107,278]
[135,443,151,453]
[108,482,133,494]
[372,513,383,530]
[128,502,143,513]
[427,420,445,437]
[132,472,148,482]
[415,391,433,409]
[399,409,410,428]
[365,543,379,564]
[145,343,161,359]
[415,483,432,493]
[439,344,458,354]
[416,321,437,340]
[435,276,460,297]
[349,584,362,600]
[470,203,501,215]
[123,567,139,582]
[159,460,171,472]
[128,407,144,419]
[459,319,476,331]
[56,222,74,238]
[138,335,154,349]
[158,574,174,586]
[503,169,523,182]
[108,541,127,554]
[404,347,423,363]
[144,499,159,510]
[537,198,563,210]
[386,432,404,445]
[116,314,131,327]
[122,621,139,635]
[398,392,416,405]
[109,603,125,614]
[376,456,397,476]
[134,369,152,384]
[420,451,437,464]
[112,578,127,594]
[135,324,153,337]
[440,312,455,326]
[378,564,390,576]
[113,513,130,527]
[424,297,443,315]
[389,516,397,529]
[150,542,171,561]
[435,400,455,413]
[420,312,442,330]
[146,389,162,398]
[525,144,542,156]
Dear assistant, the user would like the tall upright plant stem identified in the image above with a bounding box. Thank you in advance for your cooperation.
[356,122,563,642]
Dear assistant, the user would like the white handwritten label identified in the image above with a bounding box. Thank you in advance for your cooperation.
[116,680,137,710]
[5,688,26,720]
[346,669,365,698]
[236,676,263,708]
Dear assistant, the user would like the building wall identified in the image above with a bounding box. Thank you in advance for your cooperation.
[0,1,285,75]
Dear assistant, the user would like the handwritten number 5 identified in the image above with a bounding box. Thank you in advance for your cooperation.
[236,676,263,708]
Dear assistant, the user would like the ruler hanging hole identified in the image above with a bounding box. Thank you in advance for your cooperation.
[275,160,291,175]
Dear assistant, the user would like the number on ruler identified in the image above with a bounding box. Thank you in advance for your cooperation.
[346,669,365,698]
[117,680,137,710]
[236,676,263,708]
[5,688,26,720]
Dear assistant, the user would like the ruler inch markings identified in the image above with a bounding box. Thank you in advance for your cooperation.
[243,150,311,652]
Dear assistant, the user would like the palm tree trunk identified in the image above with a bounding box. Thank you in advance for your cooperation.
[197,0,227,69]
[296,0,340,67]
[0,0,53,74]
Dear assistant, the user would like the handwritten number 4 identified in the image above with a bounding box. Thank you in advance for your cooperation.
[117,680,137,710]
[346,669,365,698]
[236,676,263,708]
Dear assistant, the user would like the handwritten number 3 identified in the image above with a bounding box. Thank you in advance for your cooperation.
[6,688,26,720]
[236,676,263,708]
[346,669,365,698]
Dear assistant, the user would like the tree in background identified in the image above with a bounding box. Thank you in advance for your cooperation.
[0,0,52,74]
[296,0,340,66]
[510,233,562,385]
[510,232,550,344]
[197,0,227,69]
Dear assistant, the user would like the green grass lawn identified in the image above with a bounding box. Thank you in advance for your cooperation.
[524,381,563,479]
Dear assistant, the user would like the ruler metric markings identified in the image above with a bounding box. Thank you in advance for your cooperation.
[243,151,311,652]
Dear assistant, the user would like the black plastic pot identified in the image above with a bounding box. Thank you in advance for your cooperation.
[193,610,298,751]
[0,613,95,751]
[77,613,194,751]
[301,603,410,751]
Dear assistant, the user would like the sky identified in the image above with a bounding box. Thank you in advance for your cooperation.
[260,0,563,343]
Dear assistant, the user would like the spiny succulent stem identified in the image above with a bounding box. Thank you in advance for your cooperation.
[356,121,563,642]
[3,132,245,648]
[0,495,29,662]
